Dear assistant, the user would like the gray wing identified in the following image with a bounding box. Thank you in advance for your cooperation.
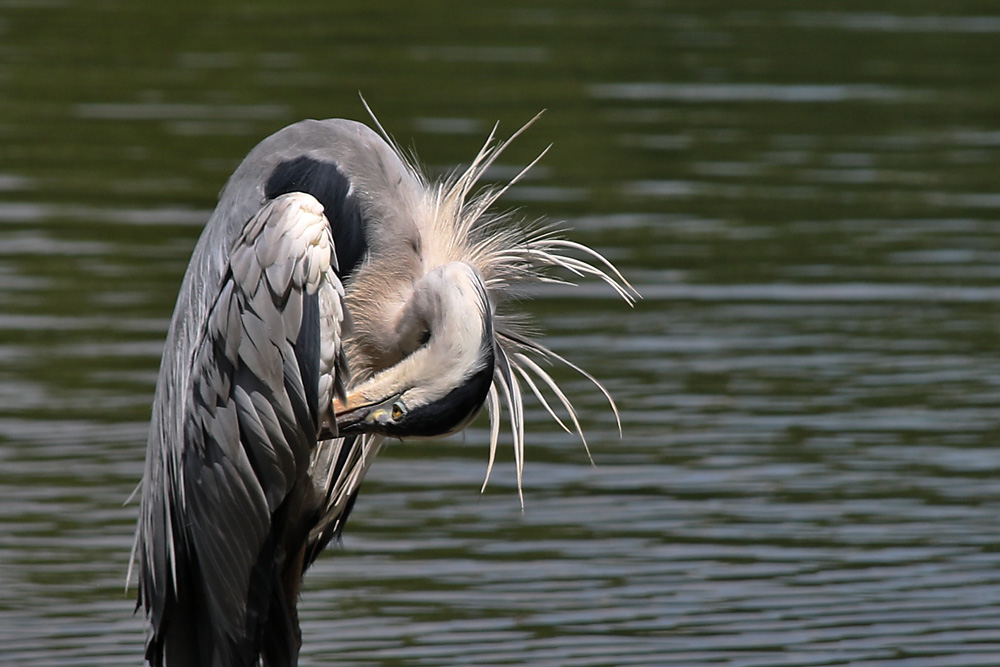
[137,192,346,666]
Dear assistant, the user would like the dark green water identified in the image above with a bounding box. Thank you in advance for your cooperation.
[2,2,999,665]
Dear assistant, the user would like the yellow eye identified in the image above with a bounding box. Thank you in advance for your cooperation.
[391,402,405,421]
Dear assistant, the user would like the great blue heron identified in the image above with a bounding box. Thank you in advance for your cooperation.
[132,111,636,667]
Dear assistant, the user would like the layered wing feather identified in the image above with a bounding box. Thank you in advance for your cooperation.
[139,192,346,666]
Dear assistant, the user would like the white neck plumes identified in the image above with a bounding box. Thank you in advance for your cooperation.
[362,105,640,504]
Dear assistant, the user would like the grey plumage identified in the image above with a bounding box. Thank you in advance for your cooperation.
[132,115,636,667]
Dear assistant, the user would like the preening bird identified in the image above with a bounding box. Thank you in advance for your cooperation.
[132,111,636,667]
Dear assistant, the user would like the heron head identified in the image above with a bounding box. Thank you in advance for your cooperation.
[334,261,495,439]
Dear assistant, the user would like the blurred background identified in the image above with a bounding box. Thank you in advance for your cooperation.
[2,1,999,665]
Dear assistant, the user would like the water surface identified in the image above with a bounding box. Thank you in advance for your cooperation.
[1,2,999,665]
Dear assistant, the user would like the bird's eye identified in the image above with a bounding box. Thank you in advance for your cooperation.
[390,402,405,422]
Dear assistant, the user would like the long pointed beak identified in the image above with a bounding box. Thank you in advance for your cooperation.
[333,392,399,436]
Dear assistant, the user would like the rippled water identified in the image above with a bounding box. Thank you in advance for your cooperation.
[2,2,999,666]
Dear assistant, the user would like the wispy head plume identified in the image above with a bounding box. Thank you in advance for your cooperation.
[365,99,639,505]
[431,115,639,506]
